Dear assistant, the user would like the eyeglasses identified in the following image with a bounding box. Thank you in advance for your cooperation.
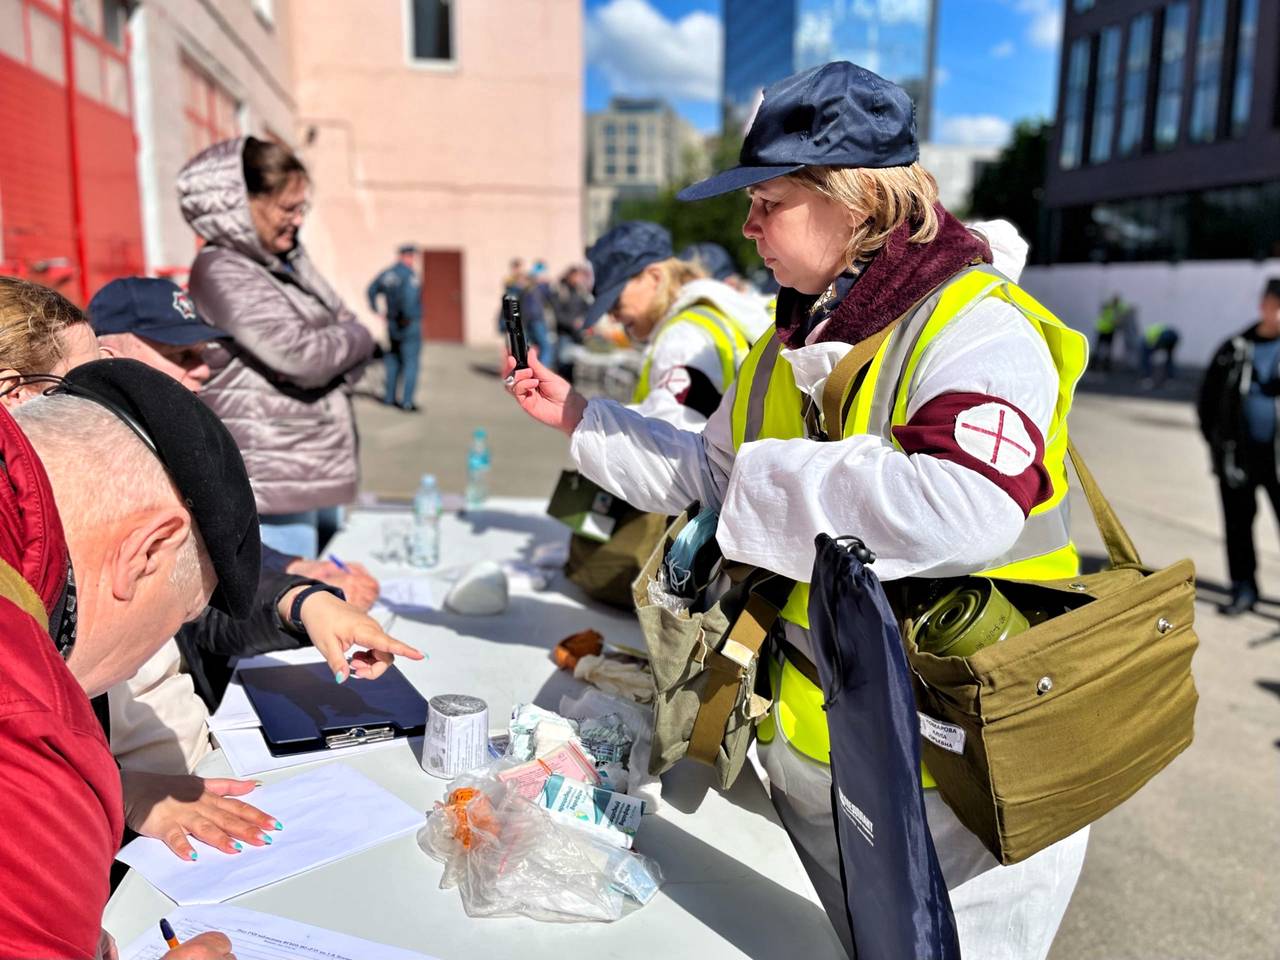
[0,373,160,456]
[273,198,311,219]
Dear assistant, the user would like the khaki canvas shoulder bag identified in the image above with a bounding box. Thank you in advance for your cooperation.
[901,444,1199,864]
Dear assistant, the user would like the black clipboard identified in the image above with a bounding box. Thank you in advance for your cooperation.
[238,662,429,757]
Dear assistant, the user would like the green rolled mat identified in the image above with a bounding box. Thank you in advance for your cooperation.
[912,578,1028,659]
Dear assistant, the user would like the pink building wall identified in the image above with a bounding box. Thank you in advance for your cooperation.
[283,0,584,345]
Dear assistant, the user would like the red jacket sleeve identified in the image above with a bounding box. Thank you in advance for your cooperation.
[0,605,123,960]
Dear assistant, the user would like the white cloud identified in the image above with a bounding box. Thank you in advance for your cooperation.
[935,65,951,87]
[990,40,1016,59]
[585,0,722,103]
[853,0,930,25]
[1012,0,1062,50]
[938,114,1014,147]
[796,10,835,63]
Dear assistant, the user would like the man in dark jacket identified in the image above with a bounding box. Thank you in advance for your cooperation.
[1197,278,1280,615]
[367,244,424,411]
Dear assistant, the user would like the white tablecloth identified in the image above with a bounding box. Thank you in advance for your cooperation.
[105,498,843,959]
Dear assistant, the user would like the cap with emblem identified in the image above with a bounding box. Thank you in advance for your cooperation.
[88,277,229,346]
[398,243,419,256]
[680,243,738,282]
[59,358,260,618]
[585,221,673,326]
[677,61,918,202]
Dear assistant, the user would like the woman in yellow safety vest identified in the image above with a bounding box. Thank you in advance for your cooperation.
[505,62,1089,959]
[585,221,770,430]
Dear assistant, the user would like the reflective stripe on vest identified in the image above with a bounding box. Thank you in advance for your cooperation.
[733,267,1089,770]
[632,304,749,404]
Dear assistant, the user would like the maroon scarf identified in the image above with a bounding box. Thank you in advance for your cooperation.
[775,204,992,349]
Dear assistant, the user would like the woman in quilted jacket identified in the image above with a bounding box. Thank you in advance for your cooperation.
[178,136,375,557]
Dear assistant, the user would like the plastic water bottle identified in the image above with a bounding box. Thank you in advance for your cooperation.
[410,473,442,568]
[465,429,491,511]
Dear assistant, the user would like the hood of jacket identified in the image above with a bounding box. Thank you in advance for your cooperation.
[177,137,292,270]
[967,219,1028,283]
[664,277,774,345]
[0,404,69,628]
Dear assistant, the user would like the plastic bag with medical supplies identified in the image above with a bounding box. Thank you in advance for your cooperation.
[418,768,664,922]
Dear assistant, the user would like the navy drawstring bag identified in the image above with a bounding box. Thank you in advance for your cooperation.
[807,533,961,960]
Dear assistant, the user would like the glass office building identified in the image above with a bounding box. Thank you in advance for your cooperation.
[723,0,936,137]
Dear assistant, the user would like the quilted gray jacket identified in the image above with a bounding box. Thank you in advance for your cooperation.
[177,138,373,516]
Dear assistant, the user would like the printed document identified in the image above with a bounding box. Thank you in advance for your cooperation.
[119,904,440,960]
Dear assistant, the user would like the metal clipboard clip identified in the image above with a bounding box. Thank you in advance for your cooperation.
[325,725,395,749]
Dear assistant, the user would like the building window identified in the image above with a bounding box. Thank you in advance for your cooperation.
[1060,38,1091,170]
[603,123,615,137]
[605,163,616,177]
[1154,2,1189,151]
[1090,27,1123,163]
[102,0,128,48]
[1118,14,1153,157]
[1189,0,1228,142]
[183,58,239,160]
[409,0,453,62]
[626,164,638,177]
[626,122,638,137]
[1229,0,1258,137]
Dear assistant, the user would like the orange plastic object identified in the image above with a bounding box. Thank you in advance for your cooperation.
[444,787,499,849]
[554,629,604,670]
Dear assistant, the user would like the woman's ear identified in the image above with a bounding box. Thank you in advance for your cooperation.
[0,370,44,409]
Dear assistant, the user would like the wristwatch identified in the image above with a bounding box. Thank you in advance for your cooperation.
[287,582,347,635]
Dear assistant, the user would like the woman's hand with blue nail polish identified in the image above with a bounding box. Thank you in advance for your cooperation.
[122,770,280,860]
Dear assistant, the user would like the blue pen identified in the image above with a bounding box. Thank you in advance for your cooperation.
[159,917,180,949]
[327,553,351,573]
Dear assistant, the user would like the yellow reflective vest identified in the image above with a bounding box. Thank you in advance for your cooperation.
[730,266,1089,773]
[632,302,751,405]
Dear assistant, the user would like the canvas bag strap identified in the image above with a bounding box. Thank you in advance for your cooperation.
[687,575,793,765]
[818,321,901,441]
[819,266,982,441]
[1066,440,1142,569]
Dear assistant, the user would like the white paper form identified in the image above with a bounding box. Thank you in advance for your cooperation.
[116,764,424,904]
[379,577,438,611]
[119,904,440,960]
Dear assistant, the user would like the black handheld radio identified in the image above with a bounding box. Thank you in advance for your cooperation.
[502,293,529,371]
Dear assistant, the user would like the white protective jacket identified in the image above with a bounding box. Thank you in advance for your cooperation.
[630,278,773,431]
[571,222,1054,600]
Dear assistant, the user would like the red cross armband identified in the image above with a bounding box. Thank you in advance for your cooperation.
[890,392,1053,516]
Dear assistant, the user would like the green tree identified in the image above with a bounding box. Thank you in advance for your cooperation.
[967,119,1050,257]
[614,134,761,275]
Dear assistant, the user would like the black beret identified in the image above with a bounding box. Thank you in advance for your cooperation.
[59,359,260,618]
[1266,277,1280,300]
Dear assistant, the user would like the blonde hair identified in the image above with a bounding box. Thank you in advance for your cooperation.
[647,257,706,323]
[786,162,940,268]
[0,276,90,374]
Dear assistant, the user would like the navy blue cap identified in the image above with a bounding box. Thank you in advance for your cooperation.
[586,221,673,325]
[678,61,918,202]
[398,243,419,256]
[679,243,738,282]
[89,278,229,346]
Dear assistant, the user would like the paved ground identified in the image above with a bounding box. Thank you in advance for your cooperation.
[357,345,1280,959]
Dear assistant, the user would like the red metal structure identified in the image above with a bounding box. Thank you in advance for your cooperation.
[0,0,144,304]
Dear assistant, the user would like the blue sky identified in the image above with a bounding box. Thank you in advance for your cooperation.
[585,0,1062,148]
